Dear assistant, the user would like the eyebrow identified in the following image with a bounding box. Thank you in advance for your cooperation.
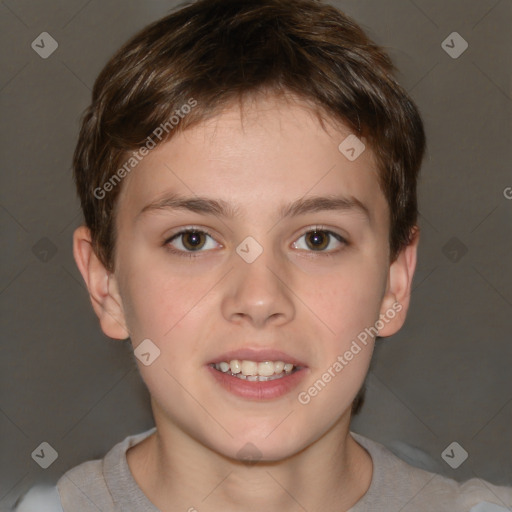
[280,195,370,221]
[138,194,241,218]
[137,193,370,221]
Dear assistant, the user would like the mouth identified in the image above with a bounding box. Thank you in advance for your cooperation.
[206,349,308,400]
[209,359,301,381]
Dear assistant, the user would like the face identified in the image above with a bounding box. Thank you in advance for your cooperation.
[106,95,403,461]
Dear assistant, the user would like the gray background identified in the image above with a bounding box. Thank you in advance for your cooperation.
[1,0,511,508]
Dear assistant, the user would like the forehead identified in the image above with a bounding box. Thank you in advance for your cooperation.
[115,95,387,226]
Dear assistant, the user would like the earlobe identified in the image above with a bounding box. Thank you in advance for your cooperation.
[378,227,420,337]
[72,226,130,340]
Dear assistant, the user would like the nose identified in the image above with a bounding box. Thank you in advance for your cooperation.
[220,247,295,328]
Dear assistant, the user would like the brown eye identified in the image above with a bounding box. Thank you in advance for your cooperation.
[305,230,329,250]
[292,229,346,253]
[165,228,221,258]
[181,231,207,251]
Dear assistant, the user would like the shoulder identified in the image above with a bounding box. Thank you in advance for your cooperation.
[13,427,156,512]
[11,460,111,512]
[350,432,512,512]
[56,458,110,511]
[56,427,156,511]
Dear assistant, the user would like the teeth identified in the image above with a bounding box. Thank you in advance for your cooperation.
[257,361,275,376]
[274,361,285,373]
[241,360,258,376]
[212,359,298,381]
[230,360,241,374]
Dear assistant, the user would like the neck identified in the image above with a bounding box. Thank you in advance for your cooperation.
[127,412,372,512]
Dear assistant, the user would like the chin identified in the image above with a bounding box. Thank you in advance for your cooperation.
[213,428,309,464]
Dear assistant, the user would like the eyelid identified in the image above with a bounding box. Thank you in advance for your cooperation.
[296,224,348,242]
[165,224,220,243]
[163,224,348,257]
[165,226,216,241]
[164,226,222,257]
[291,225,348,253]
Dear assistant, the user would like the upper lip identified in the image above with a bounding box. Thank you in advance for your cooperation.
[207,348,307,367]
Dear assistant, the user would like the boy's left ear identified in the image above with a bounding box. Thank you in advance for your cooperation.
[377,227,419,337]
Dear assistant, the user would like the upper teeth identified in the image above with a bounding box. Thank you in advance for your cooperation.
[214,360,295,377]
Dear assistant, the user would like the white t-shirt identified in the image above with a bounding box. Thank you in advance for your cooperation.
[13,428,512,512]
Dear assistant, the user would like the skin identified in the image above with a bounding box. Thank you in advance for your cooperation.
[73,93,418,512]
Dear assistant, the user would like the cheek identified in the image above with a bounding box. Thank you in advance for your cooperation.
[295,255,386,348]
[120,260,212,343]
[294,265,381,415]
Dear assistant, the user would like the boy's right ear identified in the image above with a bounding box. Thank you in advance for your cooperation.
[72,226,130,340]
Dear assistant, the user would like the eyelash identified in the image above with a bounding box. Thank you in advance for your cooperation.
[163,226,348,259]
[164,227,218,259]
[293,226,348,259]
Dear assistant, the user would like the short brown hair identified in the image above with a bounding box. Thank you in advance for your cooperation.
[73,0,425,272]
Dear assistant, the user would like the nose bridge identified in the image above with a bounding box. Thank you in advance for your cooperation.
[221,240,295,327]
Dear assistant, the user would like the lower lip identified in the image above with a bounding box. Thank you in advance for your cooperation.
[207,365,308,401]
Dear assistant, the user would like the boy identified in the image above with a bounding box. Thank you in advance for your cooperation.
[14,0,512,510]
